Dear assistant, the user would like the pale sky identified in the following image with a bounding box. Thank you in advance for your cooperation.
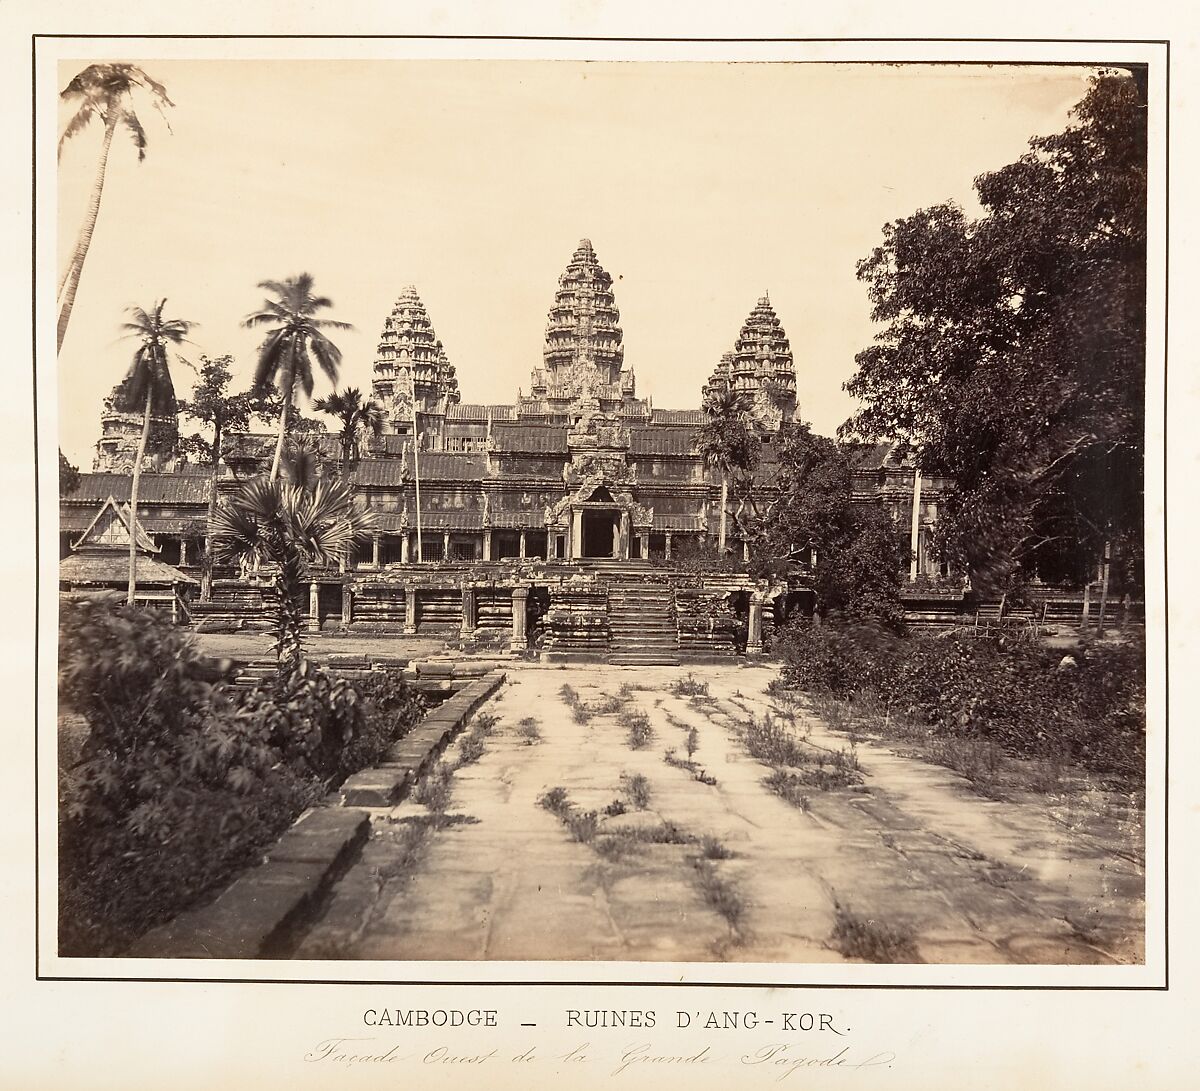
[55,60,1098,467]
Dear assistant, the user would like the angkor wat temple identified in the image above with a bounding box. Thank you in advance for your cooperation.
[61,240,962,661]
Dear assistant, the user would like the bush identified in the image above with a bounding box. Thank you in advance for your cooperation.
[57,599,426,956]
[774,618,1146,783]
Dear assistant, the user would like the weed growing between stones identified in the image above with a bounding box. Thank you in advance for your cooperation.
[620,772,652,811]
[516,717,543,745]
[830,902,923,963]
[697,835,734,860]
[744,714,812,767]
[590,689,633,716]
[622,709,654,750]
[691,857,745,935]
[685,727,700,760]
[669,674,710,698]
[603,798,628,817]
[663,748,719,787]
[413,762,454,811]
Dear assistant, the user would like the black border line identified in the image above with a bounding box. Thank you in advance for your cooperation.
[33,34,1170,992]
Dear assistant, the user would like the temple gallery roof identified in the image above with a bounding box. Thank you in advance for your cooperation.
[65,473,213,505]
[59,551,196,586]
[355,452,489,485]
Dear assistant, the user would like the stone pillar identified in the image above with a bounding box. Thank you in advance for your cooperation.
[461,586,476,636]
[179,538,188,566]
[483,529,492,561]
[665,531,673,560]
[442,530,451,561]
[510,586,529,653]
[309,582,319,629]
[401,533,411,564]
[618,511,630,560]
[371,534,381,568]
[1080,582,1091,632]
[743,539,750,562]
[909,470,923,582]
[404,586,418,634]
[546,529,555,559]
[340,584,353,627]
[571,509,583,558]
[635,533,646,560]
[747,594,764,656]
[519,529,527,558]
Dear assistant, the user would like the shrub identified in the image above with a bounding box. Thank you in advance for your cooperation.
[516,717,543,745]
[56,599,421,957]
[539,786,571,816]
[744,714,810,767]
[830,903,922,963]
[622,709,654,750]
[669,674,710,698]
[620,772,652,810]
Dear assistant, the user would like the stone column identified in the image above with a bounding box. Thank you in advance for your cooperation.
[571,509,583,558]
[909,470,923,582]
[309,582,319,629]
[618,511,630,560]
[665,531,673,560]
[1080,582,1091,632]
[636,533,647,560]
[510,586,529,652]
[743,540,750,562]
[179,538,188,566]
[461,586,476,636]
[546,529,555,559]
[483,529,492,561]
[404,586,418,634]
[519,529,527,558]
[442,530,451,561]
[371,534,381,568]
[747,594,764,655]
[340,584,353,628]
[401,533,411,564]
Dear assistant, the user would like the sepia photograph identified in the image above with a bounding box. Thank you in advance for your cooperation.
[45,47,1155,976]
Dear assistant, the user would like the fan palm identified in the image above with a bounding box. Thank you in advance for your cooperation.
[243,274,352,482]
[697,383,756,553]
[210,477,375,671]
[313,387,386,474]
[57,64,174,353]
[118,300,193,605]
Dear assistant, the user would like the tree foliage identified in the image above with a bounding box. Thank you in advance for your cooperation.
[313,386,385,472]
[59,449,81,496]
[843,72,1147,592]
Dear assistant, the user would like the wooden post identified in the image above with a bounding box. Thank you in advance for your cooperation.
[1097,538,1112,635]
[404,587,418,634]
[510,586,529,652]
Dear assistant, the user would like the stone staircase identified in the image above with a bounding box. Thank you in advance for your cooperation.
[606,578,680,667]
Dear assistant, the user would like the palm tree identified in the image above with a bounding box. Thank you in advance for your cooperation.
[313,387,385,474]
[697,384,756,553]
[118,300,193,605]
[209,477,375,672]
[57,64,174,353]
[242,274,352,482]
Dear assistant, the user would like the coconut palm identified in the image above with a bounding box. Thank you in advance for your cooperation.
[57,64,174,353]
[209,477,375,671]
[313,387,386,474]
[118,300,193,605]
[242,274,352,482]
[697,384,756,553]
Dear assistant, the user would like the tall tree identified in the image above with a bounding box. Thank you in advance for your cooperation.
[843,72,1146,594]
[242,274,352,482]
[210,478,374,672]
[117,300,193,605]
[313,387,385,474]
[696,384,758,552]
[57,64,174,353]
[59,449,81,497]
[178,355,262,601]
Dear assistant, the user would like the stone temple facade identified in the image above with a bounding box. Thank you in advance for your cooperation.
[65,239,960,660]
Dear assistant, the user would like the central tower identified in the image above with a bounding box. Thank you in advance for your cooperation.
[521,239,645,420]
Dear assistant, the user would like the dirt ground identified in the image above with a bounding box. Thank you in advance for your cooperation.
[295,662,1145,964]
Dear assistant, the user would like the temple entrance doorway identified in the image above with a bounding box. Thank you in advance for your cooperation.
[581,508,619,558]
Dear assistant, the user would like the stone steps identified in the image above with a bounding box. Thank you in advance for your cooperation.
[607,577,679,665]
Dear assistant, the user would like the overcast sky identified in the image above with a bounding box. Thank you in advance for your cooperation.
[55,60,1098,466]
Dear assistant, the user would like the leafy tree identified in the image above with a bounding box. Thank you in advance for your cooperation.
[742,423,906,627]
[242,274,352,482]
[178,355,264,600]
[57,64,174,353]
[696,384,758,552]
[117,300,193,605]
[313,386,385,474]
[59,449,81,496]
[209,477,374,672]
[843,72,1146,595]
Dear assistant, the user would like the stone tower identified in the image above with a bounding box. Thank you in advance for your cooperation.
[522,239,644,419]
[93,374,179,472]
[704,294,797,432]
[371,285,460,444]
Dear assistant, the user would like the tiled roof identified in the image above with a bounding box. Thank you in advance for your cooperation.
[651,409,705,426]
[630,427,697,456]
[447,403,516,421]
[356,453,488,484]
[488,511,543,529]
[654,514,706,531]
[490,424,569,454]
[67,473,213,505]
[60,552,196,585]
[846,441,904,470]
